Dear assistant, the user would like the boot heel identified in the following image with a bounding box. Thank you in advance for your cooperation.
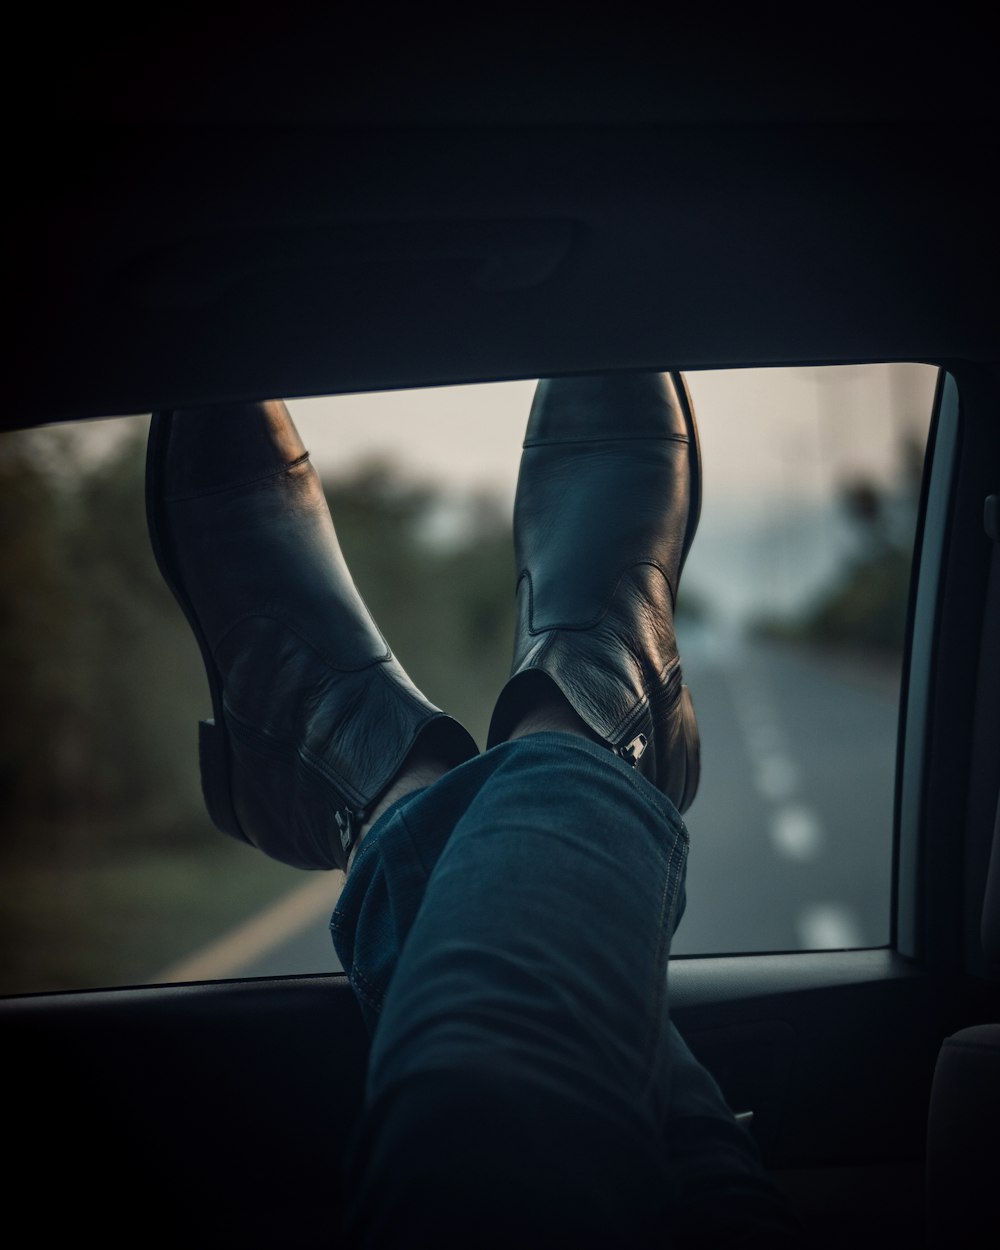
[198,718,244,839]
[677,685,701,813]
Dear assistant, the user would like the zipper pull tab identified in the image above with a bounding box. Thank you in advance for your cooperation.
[618,733,648,767]
[335,807,355,857]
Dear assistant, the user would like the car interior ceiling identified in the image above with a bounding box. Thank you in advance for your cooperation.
[5,15,999,1249]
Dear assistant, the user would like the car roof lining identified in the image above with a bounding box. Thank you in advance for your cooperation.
[10,21,1000,428]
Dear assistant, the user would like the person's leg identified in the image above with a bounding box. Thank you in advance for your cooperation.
[333,374,800,1246]
[331,376,695,1245]
[330,688,610,1028]
[147,382,799,1245]
[333,728,801,1248]
[333,729,688,1249]
[658,1024,804,1247]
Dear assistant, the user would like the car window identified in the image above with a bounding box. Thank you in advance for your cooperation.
[0,364,936,993]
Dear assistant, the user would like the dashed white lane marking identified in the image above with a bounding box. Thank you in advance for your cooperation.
[151,871,345,984]
[769,804,823,860]
[754,753,799,801]
[729,666,868,948]
[797,904,865,950]
[745,724,787,757]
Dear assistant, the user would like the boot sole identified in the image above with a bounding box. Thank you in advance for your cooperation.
[669,370,702,590]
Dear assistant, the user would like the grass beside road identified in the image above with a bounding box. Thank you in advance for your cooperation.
[0,821,320,996]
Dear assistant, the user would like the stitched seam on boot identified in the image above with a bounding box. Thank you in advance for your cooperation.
[224,702,366,808]
[213,609,392,670]
[523,560,675,634]
[606,658,682,743]
[371,658,439,722]
[164,452,312,502]
[523,433,690,448]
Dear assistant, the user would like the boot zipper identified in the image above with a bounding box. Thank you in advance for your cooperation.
[618,733,648,767]
[334,807,355,857]
[617,663,683,767]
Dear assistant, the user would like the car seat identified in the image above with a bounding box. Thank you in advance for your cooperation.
[926,496,1000,1247]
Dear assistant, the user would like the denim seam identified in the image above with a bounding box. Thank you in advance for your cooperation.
[553,731,678,823]
[642,866,673,1089]
[332,804,433,1022]
[641,815,689,1104]
[397,807,436,882]
[350,962,386,1015]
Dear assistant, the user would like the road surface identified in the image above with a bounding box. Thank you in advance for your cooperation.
[162,635,899,981]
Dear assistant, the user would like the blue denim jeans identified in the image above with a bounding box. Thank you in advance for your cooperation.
[331,733,799,1247]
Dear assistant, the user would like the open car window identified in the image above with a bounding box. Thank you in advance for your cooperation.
[0,364,936,994]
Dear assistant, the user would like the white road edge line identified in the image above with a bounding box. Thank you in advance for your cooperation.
[151,871,346,984]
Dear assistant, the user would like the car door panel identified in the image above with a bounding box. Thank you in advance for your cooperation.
[5,364,1000,1246]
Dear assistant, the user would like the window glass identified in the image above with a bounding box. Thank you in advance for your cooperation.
[673,365,934,953]
[0,364,936,992]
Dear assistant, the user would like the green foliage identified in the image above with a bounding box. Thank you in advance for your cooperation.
[6,422,738,991]
[0,428,517,849]
[762,546,912,654]
[323,459,515,748]
[0,426,210,851]
[0,437,76,816]
[756,433,923,655]
[0,423,518,991]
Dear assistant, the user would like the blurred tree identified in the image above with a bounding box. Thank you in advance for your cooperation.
[841,479,885,541]
[0,433,521,860]
[0,425,212,854]
[323,458,515,747]
[0,432,79,827]
[0,426,518,989]
[1,426,725,991]
[755,431,924,655]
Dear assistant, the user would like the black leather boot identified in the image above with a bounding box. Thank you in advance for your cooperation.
[146,401,478,871]
[487,373,701,813]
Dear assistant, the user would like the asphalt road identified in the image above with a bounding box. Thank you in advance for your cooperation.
[177,636,900,981]
[671,631,897,955]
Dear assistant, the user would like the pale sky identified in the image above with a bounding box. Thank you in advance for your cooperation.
[287,363,938,622]
[287,364,936,508]
[18,363,938,625]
